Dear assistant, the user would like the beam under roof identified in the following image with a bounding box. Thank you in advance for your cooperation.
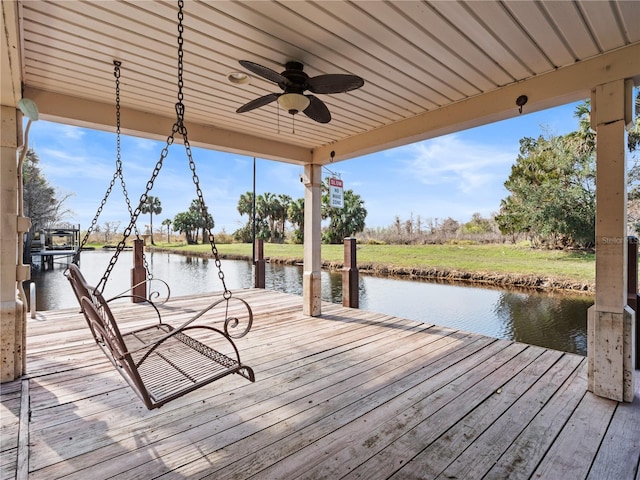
[22,43,640,166]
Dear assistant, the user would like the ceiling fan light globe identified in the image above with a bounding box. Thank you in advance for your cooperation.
[278,93,310,115]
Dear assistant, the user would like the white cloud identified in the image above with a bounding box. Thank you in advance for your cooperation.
[53,123,86,141]
[39,147,115,180]
[130,137,158,151]
[398,134,516,194]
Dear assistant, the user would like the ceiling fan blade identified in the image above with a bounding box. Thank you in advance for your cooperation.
[239,60,291,86]
[303,95,331,123]
[307,74,364,94]
[236,93,280,113]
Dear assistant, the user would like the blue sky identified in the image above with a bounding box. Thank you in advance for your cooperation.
[27,101,584,235]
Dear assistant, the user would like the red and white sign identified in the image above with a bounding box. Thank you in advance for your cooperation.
[329,177,344,208]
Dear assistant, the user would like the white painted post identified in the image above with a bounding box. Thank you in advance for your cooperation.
[302,164,322,316]
[588,79,636,402]
[29,283,36,319]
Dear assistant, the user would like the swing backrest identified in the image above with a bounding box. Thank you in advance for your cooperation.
[68,264,162,407]
[67,264,92,312]
[66,264,129,360]
[79,296,146,390]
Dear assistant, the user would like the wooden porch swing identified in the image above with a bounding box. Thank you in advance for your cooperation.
[65,0,255,410]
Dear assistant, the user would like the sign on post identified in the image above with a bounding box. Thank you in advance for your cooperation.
[329,177,344,208]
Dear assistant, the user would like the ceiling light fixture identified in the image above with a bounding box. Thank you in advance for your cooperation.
[227,72,250,85]
[277,93,310,115]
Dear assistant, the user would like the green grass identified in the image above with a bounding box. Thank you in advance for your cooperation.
[152,242,596,284]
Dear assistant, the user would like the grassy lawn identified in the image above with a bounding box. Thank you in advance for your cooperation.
[150,242,596,285]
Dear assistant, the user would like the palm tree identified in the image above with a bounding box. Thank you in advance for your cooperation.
[161,218,172,243]
[287,198,304,243]
[258,192,281,242]
[141,195,162,245]
[237,191,254,217]
[321,180,367,244]
[277,194,292,241]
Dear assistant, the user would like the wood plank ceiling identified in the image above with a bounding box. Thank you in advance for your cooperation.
[8,0,640,165]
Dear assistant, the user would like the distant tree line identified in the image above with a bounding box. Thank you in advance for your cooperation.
[32,91,640,252]
[357,213,503,245]
[137,178,367,246]
[233,178,367,244]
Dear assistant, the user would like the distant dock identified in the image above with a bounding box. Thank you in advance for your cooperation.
[30,248,78,270]
[28,224,80,270]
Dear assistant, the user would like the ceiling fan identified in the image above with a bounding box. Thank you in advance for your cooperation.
[235,60,364,123]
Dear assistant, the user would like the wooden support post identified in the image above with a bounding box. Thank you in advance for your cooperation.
[131,239,146,303]
[254,239,265,289]
[587,79,636,402]
[629,236,639,369]
[342,237,359,308]
[303,164,322,316]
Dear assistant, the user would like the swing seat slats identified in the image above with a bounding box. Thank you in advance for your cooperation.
[67,264,255,410]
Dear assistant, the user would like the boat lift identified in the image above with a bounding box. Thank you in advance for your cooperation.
[30,224,81,270]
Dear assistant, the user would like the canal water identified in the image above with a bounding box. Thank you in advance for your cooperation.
[28,250,593,356]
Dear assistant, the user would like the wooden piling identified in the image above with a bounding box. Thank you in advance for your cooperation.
[342,237,359,308]
[131,239,146,303]
[254,239,265,289]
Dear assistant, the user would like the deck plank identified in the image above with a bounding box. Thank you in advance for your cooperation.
[531,391,617,479]
[337,344,545,480]
[0,381,21,454]
[434,353,585,480]
[31,324,461,478]
[28,311,439,476]
[15,288,640,479]
[168,336,501,480]
[586,393,640,480]
[0,379,21,480]
[482,361,590,479]
[388,349,568,479]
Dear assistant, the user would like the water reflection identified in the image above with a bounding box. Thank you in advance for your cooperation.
[494,292,588,355]
[27,250,592,355]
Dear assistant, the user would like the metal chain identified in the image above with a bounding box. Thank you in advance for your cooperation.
[97,0,229,297]
[76,61,153,286]
[96,125,177,295]
[179,125,229,297]
[94,61,162,293]
[174,0,229,297]
[177,2,184,106]
[72,61,133,266]
[113,62,153,282]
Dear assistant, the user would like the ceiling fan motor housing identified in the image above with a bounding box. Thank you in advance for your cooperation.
[279,61,309,93]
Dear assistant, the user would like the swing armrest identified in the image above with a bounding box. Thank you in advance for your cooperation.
[104,294,164,327]
[108,278,171,305]
[122,295,253,357]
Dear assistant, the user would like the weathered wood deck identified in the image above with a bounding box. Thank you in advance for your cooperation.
[2,289,639,479]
